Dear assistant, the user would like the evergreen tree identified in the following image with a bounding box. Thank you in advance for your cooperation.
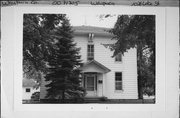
[23,14,66,84]
[45,18,85,102]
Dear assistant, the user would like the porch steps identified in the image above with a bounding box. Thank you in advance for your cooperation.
[84,97,107,103]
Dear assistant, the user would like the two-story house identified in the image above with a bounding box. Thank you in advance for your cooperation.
[40,26,138,100]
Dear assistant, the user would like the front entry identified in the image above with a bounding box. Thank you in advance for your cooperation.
[84,74,97,97]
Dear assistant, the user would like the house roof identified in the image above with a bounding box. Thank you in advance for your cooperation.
[73,26,113,37]
[79,60,111,73]
[23,79,37,87]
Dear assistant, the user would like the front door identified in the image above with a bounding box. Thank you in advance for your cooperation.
[85,74,96,97]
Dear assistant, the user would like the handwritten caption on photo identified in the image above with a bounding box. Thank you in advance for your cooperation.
[1,0,160,7]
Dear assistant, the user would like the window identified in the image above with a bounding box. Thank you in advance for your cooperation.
[115,53,122,62]
[87,44,94,60]
[115,72,122,90]
[26,88,31,92]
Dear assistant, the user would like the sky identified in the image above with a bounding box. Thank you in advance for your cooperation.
[66,14,118,28]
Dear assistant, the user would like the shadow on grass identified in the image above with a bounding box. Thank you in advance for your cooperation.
[23,99,155,104]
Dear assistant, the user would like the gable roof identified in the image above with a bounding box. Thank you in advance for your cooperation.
[73,26,113,37]
[23,79,37,87]
[79,60,111,73]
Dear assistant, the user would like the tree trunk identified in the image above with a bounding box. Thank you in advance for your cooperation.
[62,90,65,103]
[61,77,66,103]
[137,46,143,99]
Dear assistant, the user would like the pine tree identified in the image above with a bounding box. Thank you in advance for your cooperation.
[45,18,85,102]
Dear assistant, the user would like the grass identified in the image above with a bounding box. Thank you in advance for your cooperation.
[23,99,155,104]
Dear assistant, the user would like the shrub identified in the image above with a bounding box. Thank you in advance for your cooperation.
[31,92,40,101]
[100,96,108,101]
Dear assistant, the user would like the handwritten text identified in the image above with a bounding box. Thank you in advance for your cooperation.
[131,1,160,6]
[1,0,39,7]
[52,1,80,6]
[90,1,115,6]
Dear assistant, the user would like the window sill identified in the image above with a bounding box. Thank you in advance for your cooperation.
[115,90,124,93]
[114,61,123,64]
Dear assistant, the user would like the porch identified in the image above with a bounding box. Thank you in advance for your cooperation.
[79,60,111,98]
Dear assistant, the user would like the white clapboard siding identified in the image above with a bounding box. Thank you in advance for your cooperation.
[74,34,138,99]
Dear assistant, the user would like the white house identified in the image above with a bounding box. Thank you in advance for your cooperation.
[23,79,40,100]
[40,26,138,100]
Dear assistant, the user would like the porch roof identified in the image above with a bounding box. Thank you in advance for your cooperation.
[79,60,111,73]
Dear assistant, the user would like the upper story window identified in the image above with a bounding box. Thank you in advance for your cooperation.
[26,88,31,92]
[115,53,122,62]
[115,72,122,90]
[87,44,94,61]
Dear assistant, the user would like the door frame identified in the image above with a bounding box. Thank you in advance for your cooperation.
[84,73,97,97]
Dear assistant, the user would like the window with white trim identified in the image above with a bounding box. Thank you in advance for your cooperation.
[115,53,122,62]
[115,72,122,90]
[87,44,94,61]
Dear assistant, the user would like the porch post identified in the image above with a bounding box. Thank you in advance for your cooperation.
[102,73,105,97]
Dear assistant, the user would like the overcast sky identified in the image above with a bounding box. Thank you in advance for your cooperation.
[66,14,118,28]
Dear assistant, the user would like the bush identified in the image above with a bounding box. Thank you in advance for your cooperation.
[100,96,108,101]
[31,92,40,101]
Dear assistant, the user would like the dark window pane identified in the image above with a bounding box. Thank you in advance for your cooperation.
[91,45,94,50]
[115,72,122,81]
[115,72,122,77]
[26,88,30,92]
[116,77,122,81]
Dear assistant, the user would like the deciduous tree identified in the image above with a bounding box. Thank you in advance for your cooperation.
[23,14,65,84]
[108,15,155,99]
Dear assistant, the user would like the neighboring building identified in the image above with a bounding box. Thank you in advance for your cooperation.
[23,79,40,100]
[40,26,138,100]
